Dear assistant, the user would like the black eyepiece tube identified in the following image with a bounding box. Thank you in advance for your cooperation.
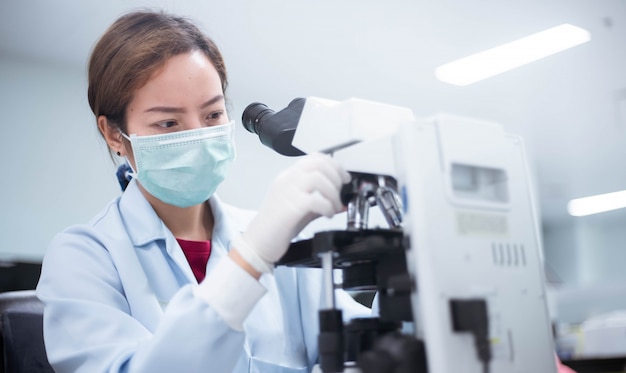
[241,103,274,134]
[241,98,307,157]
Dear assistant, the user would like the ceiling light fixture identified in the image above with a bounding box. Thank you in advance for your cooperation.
[435,23,591,86]
[567,190,626,217]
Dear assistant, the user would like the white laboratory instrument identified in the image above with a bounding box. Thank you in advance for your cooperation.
[242,97,557,373]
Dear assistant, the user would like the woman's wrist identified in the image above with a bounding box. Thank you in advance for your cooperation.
[229,248,262,280]
[230,235,274,275]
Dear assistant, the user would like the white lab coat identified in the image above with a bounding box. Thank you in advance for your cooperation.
[37,179,371,373]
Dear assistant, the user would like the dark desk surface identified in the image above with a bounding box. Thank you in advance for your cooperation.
[562,356,626,373]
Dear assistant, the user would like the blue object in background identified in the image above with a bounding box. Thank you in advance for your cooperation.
[116,163,133,191]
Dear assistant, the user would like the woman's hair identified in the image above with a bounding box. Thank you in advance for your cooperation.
[88,10,228,136]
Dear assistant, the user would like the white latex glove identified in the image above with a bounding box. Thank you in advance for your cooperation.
[234,153,351,273]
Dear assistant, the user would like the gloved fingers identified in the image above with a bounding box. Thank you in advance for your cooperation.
[294,170,345,214]
[290,153,351,187]
[305,190,341,218]
[269,180,342,220]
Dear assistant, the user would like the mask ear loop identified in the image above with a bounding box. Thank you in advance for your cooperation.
[228,119,237,161]
[117,129,137,179]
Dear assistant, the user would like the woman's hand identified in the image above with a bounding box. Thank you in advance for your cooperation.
[233,153,350,274]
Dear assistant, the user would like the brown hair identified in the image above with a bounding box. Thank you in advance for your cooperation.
[88,10,228,135]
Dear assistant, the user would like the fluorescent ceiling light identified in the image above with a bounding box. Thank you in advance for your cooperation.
[435,23,591,86]
[567,190,626,217]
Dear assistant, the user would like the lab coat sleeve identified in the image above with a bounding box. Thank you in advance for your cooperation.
[37,230,253,373]
[194,254,267,331]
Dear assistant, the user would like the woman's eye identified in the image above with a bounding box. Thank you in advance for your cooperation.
[156,120,177,128]
[207,111,224,121]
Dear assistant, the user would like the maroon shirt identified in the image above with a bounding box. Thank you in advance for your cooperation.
[176,238,211,283]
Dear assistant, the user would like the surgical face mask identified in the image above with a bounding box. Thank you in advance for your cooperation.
[121,121,235,208]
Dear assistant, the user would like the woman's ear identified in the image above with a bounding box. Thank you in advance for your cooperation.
[98,115,126,156]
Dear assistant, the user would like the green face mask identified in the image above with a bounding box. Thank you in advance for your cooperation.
[122,121,235,207]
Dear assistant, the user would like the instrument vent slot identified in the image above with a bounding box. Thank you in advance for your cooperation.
[491,242,526,267]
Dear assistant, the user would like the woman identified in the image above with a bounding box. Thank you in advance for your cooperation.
[36,10,370,373]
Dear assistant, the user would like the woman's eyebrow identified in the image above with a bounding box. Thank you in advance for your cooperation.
[144,95,224,113]
[144,106,185,114]
[200,94,225,109]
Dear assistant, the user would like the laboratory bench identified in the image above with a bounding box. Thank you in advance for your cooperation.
[562,356,626,373]
[0,261,41,293]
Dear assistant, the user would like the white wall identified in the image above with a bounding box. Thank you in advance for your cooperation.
[0,58,119,262]
[543,209,626,322]
[543,221,580,286]
[577,212,626,286]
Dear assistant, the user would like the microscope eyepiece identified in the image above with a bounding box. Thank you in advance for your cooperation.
[240,98,307,157]
[242,102,275,135]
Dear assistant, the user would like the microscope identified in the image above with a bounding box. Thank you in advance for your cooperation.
[242,97,557,373]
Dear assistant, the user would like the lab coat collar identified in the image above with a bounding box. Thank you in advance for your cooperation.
[208,194,231,253]
[118,179,169,247]
[118,178,245,251]
[118,178,242,284]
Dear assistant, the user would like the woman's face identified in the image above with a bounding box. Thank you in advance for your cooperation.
[123,50,229,161]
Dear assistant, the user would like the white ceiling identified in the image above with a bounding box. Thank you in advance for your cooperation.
[1,0,625,225]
